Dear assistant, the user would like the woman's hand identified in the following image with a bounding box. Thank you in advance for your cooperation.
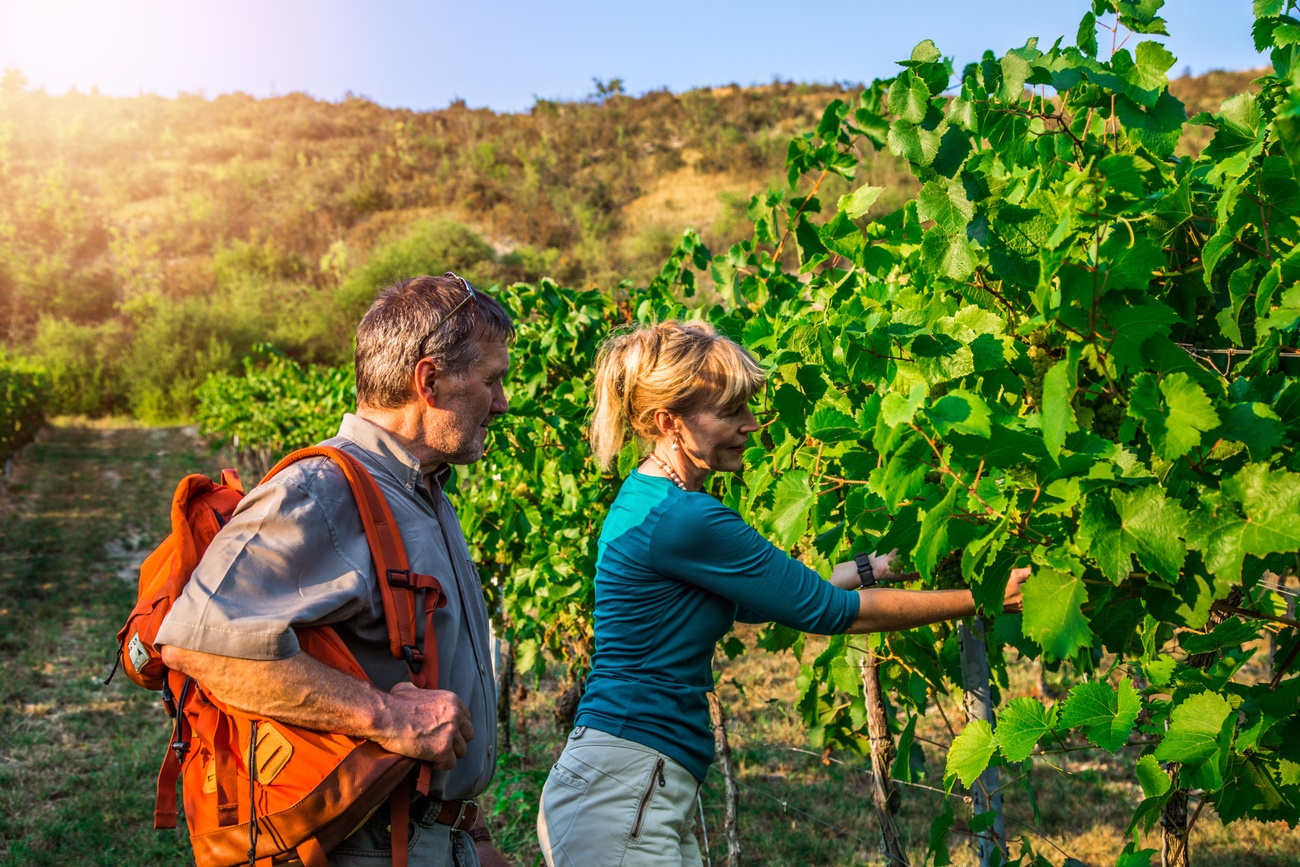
[1002,566,1032,613]
[868,548,900,582]
[829,549,902,590]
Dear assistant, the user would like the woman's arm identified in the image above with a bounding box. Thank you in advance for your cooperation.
[845,566,1031,634]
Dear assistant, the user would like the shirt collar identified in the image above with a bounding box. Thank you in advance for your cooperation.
[337,413,427,491]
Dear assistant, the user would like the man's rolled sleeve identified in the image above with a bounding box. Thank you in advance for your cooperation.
[154,462,376,660]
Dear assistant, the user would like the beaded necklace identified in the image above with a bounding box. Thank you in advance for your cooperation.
[649,452,688,491]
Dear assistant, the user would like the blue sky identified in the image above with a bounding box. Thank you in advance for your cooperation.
[0,1,1266,113]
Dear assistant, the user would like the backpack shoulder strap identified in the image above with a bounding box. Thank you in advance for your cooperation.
[262,446,447,689]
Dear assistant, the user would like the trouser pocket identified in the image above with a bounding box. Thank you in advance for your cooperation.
[628,757,666,841]
[538,759,592,858]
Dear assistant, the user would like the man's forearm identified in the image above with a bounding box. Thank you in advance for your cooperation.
[160,645,385,737]
[849,587,976,634]
[159,644,473,767]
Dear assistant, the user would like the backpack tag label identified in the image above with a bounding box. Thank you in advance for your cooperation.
[128,632,151,674]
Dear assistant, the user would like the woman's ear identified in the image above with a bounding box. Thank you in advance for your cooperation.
[414,357,439,408]
[652,408,679,440]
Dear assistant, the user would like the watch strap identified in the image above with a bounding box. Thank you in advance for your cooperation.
[854,552,877,589]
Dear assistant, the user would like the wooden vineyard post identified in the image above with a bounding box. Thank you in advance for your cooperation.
[860,648,908,866]
[707,691,741,867]
[496,636,514,754]
[958,618,1005,867]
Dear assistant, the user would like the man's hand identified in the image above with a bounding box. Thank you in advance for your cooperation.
[374,683,474,768]
[1002,567,1032,613]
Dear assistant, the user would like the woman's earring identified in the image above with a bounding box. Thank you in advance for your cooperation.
[671,435,680,452]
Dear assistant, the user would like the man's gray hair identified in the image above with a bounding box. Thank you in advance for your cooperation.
[355,274,515,409]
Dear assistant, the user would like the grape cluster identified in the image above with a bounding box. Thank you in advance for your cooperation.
[1024,333,1052,408]
[1184,295,1218,346]
[1093,401,1123,441]
[936,551,965,590]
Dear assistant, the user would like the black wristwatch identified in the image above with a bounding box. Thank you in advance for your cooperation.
[854,552,877,589]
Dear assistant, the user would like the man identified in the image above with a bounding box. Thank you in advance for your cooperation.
[157,273,514,867]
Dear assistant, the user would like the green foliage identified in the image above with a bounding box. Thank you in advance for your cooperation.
[334,218,499,326]
[0,355,47,464]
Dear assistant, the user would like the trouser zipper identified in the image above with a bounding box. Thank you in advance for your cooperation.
[630,758,666,840]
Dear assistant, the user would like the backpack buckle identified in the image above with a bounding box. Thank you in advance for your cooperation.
[401,645,424,674]
[387,569,412,589]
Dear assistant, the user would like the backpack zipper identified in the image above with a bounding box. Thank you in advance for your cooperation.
[629,758,666,840]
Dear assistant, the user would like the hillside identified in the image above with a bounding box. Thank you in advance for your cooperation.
[0,66,1264,419]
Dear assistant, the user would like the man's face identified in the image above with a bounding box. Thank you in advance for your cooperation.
[427,336,510,465]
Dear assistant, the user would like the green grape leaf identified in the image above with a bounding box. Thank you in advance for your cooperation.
[921,227,977,280]
[1153,691,1235,786]
[1041,344,1080,460]
[968,810,999,834]
[945,718,997,788]
[770,470,815,549]
[914,482,960,581]
[1215,401,1285,461]
[888,73,931,125]
[881,382,927,428]
[918,179,974,235]
[838,184,884,220]
[926,800,955,867]
[1058,679,1142,753]
[1000,52,1032,102]
[828,655,860,696]
[1128,372,1220,461]
[1179,617,1262,655]
[1116,842,1159,867]
[808,405,858,443]
[993,696,1058,762]
[1078,11,1099,57]
[1135,754,1172,799]
[1103,296,1180,373]
[1079,486,1188,584]
[1021,569,1092,661]
[924,390,991,438]
[1201,464,1300,584]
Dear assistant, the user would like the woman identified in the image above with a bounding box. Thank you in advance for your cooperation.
[537,320,1028,866]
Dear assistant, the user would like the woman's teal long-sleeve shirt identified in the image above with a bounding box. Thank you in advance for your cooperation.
[572,471,861,782]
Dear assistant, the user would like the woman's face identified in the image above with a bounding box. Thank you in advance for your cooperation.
[676,401,761,476]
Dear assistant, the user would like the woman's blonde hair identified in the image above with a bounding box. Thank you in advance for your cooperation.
[589,319,767,470]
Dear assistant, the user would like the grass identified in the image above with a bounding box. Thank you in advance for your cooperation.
[2,422,1298,866]
[0,424,204,866]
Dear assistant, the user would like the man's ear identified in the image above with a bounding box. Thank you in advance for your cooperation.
[414,357,439,408]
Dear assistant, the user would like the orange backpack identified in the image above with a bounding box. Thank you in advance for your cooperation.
[113,446,450,867]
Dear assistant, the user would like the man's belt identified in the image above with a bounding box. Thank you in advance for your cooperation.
[431,798,479,831]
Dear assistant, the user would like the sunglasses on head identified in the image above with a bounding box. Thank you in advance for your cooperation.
[420,271,478,345]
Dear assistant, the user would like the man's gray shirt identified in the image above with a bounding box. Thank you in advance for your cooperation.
[156,413,497,802]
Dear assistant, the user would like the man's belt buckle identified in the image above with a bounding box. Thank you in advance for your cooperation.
[453,799,476,829]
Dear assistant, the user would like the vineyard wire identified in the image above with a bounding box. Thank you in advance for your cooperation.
[729,778,900,865]
[1256,579,1300,600]
[727,730,969,803]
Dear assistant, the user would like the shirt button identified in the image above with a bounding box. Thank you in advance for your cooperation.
[406,482,413,490]
[479,662,486,674]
